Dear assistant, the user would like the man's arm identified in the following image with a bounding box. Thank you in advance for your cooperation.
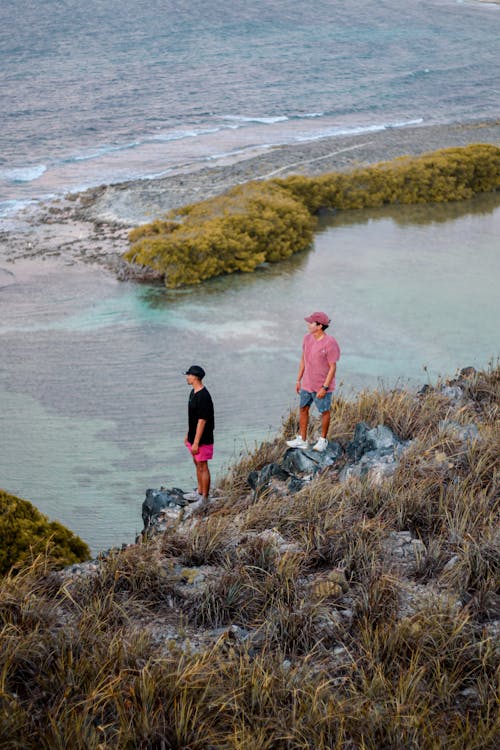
[317,362,336,398]
[295,354,305,394]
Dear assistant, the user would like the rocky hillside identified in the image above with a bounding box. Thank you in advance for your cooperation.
[1,365,498,748]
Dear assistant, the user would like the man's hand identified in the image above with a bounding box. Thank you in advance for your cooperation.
[191,442,200,455]
[316,386,327,399]
[295,380,301,394]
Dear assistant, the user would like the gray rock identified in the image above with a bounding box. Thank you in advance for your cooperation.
[339,449,398,483]
[281,441,342,475]
[341,423,412,484]
[346,422,371,461]
[439,384,464,404]
[247,446,341,496]
[288,476,307,494]
[442,555,460,573]
[247,462,291,491]
[438,420,480,443]
[255,528,303,555]
[142,487,187,529]
[339,609,354,624]
[383,531,427,571]
[347,422,402,461]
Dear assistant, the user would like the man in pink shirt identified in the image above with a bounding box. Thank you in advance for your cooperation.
[286,311,340,452]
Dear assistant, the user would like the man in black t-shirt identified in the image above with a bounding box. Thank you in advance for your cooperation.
[184,364,214,503]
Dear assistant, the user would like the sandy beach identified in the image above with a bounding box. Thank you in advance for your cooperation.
[1,119,499,279]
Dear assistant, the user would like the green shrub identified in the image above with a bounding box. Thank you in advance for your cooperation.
[125,181,314,287]
[0,489,90,575]
[277,143,500,210]
[126,143,500,288]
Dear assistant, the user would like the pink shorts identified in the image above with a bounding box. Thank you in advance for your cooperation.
[186,442,214,462]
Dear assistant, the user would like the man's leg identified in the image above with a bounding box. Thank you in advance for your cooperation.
[192,456,202,494]
[299,405,310,441]
[195,460,211,499]
[320,409,331,439]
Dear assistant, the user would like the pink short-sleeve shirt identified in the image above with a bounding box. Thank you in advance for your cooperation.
[301,333,341,393]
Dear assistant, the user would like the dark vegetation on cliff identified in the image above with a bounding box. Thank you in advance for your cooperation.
[0,489,90,575]
[125,144,500,287]
[1,365,498,748]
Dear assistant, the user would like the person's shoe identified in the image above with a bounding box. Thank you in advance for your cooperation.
[183,490,204,502]
[286,435,309,449]
[312,437,329,452]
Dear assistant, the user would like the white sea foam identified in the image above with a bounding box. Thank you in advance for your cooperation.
[2,165,47,183]
[204,143,272,161]
[71,142,140,162]
[220,115,289,124]
[67,128,225,166]
[221,112,324,125]
[149,127,223,143]
[292,118,425,143]
[0,199,32,216]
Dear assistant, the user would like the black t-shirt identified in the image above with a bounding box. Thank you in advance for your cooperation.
[188,387,214,445]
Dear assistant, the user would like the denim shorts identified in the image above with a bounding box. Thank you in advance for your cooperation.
[299,389,333,413]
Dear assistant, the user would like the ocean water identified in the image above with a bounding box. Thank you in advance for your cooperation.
[1,0,499,214]
[1,193,499,551]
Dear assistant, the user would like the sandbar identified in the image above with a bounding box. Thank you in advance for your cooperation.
[0,119,499,279]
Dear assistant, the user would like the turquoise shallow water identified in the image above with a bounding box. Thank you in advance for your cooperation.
[1,192,499,552]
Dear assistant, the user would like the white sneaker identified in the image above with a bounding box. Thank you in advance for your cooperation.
[312,437,329,452]
[183,490,204,502]
[286,435,309,449]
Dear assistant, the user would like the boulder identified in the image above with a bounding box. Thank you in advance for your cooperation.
[341,423,412,483]
[339,449,400,483]
[247,462,292,491]
[281,441,343,475]
[346,422,402,461]
[142,487,187,529]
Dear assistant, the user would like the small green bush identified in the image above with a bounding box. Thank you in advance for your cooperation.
[126,143,500,287]
[0,489,90,575]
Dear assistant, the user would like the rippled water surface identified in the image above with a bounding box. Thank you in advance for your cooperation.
[1,193,499,551]
[1,0,499,212]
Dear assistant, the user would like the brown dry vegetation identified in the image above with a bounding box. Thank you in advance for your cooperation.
[1,365,498,748]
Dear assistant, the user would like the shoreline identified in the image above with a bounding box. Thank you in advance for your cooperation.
[1,119,499,278]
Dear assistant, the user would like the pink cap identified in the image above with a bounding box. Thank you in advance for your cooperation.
[304,311,330,326]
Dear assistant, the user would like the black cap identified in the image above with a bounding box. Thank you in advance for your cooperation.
[185,365,205,379]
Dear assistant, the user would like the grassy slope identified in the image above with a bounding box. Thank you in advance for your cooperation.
[0,365,498,748]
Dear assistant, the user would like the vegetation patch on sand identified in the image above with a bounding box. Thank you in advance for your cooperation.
[1,365,498,747]
[126,180,315,288]
[125,143,500,287]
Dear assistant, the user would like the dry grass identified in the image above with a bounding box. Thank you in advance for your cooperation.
[216,437,285,506]
[0,365,498,748]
